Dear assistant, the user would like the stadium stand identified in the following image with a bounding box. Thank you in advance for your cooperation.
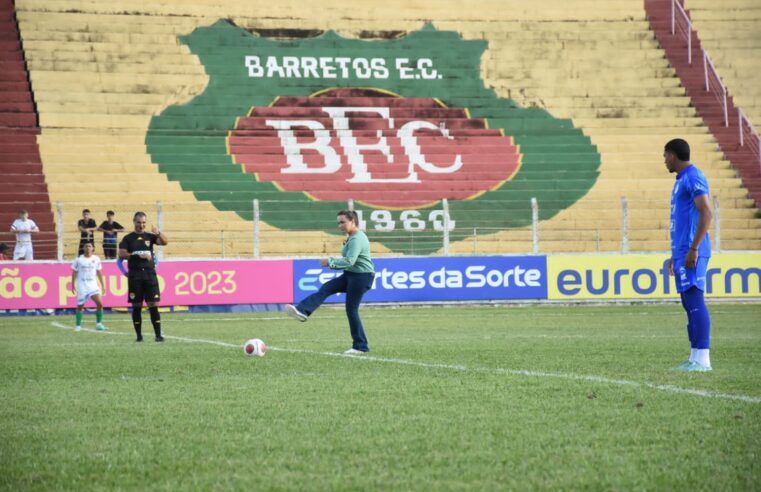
[9,0,761,258]
[687,0,761,136]
[0,0,55,259]
[646,0,761,207]
[683,0,761,201]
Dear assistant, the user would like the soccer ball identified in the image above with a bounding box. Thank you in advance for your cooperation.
[243,338,266,357]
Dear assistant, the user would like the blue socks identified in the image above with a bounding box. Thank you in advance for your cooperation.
[680,286,710,349]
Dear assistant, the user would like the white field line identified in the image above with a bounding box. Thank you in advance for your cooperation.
[119,311,685,322]
[50,322,761,404]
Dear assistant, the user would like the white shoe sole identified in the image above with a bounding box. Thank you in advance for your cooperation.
[343,349,367,355]
[285,304,307,322]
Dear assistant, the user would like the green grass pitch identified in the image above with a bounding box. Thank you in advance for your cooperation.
[1,304,760,491]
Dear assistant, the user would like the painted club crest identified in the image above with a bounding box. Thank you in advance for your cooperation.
[147,21,600,254]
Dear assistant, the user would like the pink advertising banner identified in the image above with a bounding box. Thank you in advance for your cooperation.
[0,260,293,309]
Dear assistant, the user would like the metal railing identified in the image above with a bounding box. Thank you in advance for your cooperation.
[703,50,728,127]
[671,0,692,64]
[739,108,761,171]
[670,0,760,158]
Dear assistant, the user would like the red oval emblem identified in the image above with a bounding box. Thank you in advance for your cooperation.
[229,88,521,209]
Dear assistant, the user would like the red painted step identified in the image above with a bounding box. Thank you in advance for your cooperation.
[2,163,45,173]
[0,153,42,163]
[0,39,20,51]
[2,192,53,201]
[0,143,39,154]
[0,1,55,258]
[0,91,32,103]
[0,183,47,193]
[0,101,33,112]
[0,205,52,218]
[0,82,30,94]
[0,112,35,126]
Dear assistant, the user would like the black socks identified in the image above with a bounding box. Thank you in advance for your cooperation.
[132,306,142,341]
[149,306,162,338]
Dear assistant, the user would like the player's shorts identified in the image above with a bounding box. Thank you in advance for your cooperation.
[76,286,101,306]
[673,256,710,293]
[103,240,117,258]
[128,269,161,304]
[13,242,33,260]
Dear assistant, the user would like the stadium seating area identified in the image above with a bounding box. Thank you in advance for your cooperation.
[684,0,761,200]
[646,0,761,207]
[687,0,761,132]
[0,0,55,258]
[5,0,761,258]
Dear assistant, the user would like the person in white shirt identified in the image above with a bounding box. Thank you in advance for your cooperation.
[71,243,107,332]
[10,209,39,260]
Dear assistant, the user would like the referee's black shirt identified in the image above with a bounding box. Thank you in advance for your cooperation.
[119,232,159,272]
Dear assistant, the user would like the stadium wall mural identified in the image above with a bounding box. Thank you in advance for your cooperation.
[146,20,601,254]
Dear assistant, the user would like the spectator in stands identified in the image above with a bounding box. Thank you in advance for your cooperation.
[97,210,125,260]
[0,242,9,261]
[77,209,97,256]
[285,210,375,354]
[664,138,713,372]
[10,209,39,261]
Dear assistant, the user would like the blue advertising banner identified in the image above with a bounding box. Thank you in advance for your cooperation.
[293,256,548,303]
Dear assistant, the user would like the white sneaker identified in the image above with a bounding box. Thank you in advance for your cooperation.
[75,326,82,332]
[343,348,367,355]
[285,304,307,322]
[95,323,107,331]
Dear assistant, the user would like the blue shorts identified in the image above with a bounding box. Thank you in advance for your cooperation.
[673,256,709,293]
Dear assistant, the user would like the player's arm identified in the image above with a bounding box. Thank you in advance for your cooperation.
[151,226,168,246]
[692,195,712,249]
[686,195,713,268]
[30,224,39,233]
[326,238,360,269]
[118,236,131,259]
[71,270,78,294]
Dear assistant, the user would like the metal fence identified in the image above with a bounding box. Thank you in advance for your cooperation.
[6,196,731,261]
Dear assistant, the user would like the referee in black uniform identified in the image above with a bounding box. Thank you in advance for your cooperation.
[118,211,168,342]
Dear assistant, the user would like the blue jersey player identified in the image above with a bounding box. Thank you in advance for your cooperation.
[664,138,713,371]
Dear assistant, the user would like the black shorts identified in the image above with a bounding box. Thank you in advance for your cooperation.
[128,269,161,304]
[103,239,117,258]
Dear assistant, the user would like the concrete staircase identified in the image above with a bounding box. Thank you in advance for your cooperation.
[0,0,55,259]
[646,0,761,208]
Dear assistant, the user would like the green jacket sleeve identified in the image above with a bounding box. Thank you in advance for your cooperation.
[328,237,360,270]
